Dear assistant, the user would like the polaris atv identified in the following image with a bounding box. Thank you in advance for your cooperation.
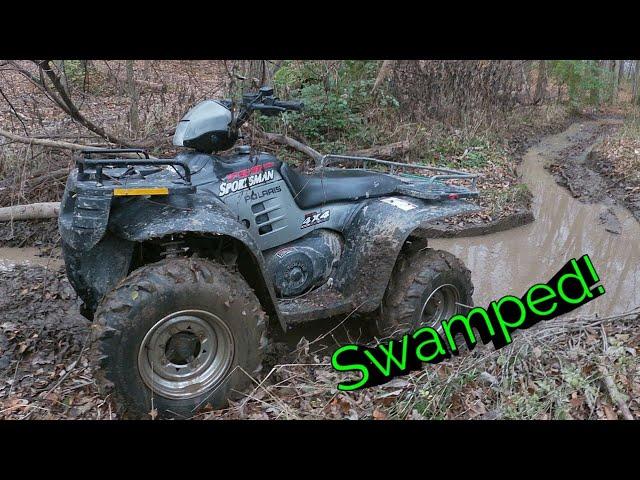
[59,86,480,418]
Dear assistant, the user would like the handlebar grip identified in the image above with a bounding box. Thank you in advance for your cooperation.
[273,100,304,111]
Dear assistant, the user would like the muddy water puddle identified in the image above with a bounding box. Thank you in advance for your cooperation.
[0,247,62,272]
[432,120,640,316]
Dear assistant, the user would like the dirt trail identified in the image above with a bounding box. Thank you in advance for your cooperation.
[432,119,640,316]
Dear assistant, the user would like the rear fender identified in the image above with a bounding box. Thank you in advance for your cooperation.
[336,196,480,311]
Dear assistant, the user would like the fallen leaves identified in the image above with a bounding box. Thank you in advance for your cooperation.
[1,261,639,421]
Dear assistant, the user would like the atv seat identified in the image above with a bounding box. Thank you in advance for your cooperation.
[280,163,403,209]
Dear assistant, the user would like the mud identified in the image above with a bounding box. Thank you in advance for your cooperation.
[547,121,620,203]
[0,247,63,272]
[422,210,535,239]
[589,149,640,223]
[432,119,640,316]
[0,218,59,248]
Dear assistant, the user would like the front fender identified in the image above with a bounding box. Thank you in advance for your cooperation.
[108,195,258,248]
[107,195,284,328]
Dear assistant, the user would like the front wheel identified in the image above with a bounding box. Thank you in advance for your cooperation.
[377,248,474,338]
[90,257,267,419]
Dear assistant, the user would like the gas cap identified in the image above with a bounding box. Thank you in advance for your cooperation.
[236,145,251,154]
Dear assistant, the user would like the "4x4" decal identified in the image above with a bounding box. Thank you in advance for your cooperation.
[301,209,330,229]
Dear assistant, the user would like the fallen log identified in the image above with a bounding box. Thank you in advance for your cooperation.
[257,131,324,165]
[348,140,413,160]
[598,365,634,420]
[0,127,90,151]
[0,202,61,222]
[256,128,412,165]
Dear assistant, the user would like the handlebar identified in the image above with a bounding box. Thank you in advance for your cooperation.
[273,100,304,111]
[241,88,303,115]
[233,87,303,127]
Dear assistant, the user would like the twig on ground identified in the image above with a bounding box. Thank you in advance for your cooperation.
[598,365,634,420]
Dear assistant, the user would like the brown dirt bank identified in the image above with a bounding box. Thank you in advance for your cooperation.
[546,120,621,205]
[588,130,640,222]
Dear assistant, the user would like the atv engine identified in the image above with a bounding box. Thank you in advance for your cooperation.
[264,230,343,297]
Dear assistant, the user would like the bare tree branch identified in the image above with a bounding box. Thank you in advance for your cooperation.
[0,126,90,150]
[0,127,156,158]
[255,130,323,165]
[371,60,395,94]
[0,83,29,135]
[37,60,136,146]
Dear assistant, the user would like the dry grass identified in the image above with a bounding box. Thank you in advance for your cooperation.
[207,308,640,420]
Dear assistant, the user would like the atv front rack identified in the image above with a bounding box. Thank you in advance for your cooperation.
[319,154,480,200]
[76,149,193,188]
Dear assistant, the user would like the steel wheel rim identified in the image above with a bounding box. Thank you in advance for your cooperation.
[419,284,460,329]
[137,309,234,400]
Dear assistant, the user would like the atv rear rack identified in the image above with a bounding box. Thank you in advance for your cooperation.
[319,154,480,199]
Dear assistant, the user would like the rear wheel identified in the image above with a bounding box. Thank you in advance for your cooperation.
[90,257,267,419]
[377,248,474,338]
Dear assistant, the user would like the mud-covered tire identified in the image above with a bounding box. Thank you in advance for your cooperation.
[377,248,474,338]
[90,257,267,419]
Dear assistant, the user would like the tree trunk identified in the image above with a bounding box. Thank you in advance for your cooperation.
[589,60,601,105]
[257,131,323,165]
[241,61,274,90]
[632,61,640,104]
[612,60,621,99]
[52,60,70,97]
[557,82,563,102]
[371,60,395,94]
[520,61,531,102]
[94,61,164,93]
[0,202,60,222]
[126,60,140,136]
[534,60,547,103]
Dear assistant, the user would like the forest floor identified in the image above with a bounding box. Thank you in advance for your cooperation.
[1,260,637,420]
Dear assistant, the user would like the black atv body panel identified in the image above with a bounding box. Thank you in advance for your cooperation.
[62,232,135,318]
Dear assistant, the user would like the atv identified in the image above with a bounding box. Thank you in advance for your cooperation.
[58,86,480,418]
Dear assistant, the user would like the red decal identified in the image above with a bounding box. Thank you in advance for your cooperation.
[225,162,275,181]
